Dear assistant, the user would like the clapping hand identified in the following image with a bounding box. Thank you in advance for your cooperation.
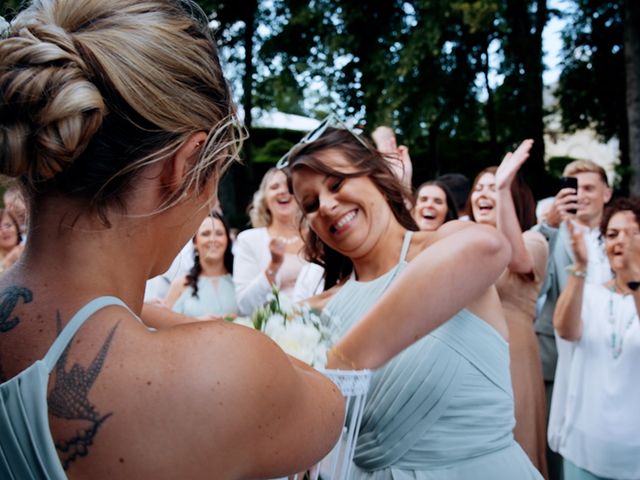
[621,231,640,277]
[567,220,588,269]
[495,139,534,191]
[269,237,286,266]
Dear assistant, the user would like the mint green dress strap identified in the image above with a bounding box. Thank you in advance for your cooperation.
[399,231,413,262]
[43,296,129,373]
[0,296,129,480]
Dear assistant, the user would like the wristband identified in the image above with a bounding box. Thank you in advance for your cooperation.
[566,264,587,278]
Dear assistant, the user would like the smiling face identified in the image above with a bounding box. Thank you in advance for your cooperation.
[414,184,448,231]
[264,170,296,223]
[604,210,640,274]
[0,212,19,253]
[291,149,392,258]
[470,172,497,227]
[574,171,612,226]
[194,216,228,267]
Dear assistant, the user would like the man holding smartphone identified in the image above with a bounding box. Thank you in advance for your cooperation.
[535,159,612,480]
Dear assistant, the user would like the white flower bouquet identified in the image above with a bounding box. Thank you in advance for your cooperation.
[235,286,336,368]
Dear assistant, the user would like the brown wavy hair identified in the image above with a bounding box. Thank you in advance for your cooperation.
[285,127,417,289]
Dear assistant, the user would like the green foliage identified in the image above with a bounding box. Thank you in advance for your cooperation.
[546,156,576,178]
[556,0,624,141]
[0,0,22,21]
[253,138,294,164]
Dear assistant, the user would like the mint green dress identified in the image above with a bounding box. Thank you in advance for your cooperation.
[324,232,543,479]
[172,274,238,318]
[0,296,129,479]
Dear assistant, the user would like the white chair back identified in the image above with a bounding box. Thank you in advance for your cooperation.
[293,369,372,480]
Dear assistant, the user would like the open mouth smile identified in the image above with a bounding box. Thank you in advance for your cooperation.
[330,209,357,234]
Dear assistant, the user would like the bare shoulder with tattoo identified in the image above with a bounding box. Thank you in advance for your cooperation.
[0,285,33,382]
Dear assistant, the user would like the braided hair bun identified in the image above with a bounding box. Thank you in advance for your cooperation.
[0,20,105,180]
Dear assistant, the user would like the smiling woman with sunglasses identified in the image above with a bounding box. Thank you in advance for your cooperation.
[284,126,544,479]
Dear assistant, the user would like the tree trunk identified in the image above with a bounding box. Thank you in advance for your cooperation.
[504,0,551,198]
[242,1,257,159]
[625,0,640,195]
[481,40,499,162]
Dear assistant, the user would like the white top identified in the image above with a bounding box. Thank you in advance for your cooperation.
[548,223,612,456]
[551,283,640,479]
[579,225,612,284]
[144,241,194,302]
[232,227,323,316]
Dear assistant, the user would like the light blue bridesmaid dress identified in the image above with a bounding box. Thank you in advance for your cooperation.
[324,231,543,479]
[172,274,238,318]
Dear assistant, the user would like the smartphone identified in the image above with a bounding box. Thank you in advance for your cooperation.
[559,176,578,215]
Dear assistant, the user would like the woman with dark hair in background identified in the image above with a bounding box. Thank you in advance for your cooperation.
[165,212,238,320]
[285,125,542,479]
[412,180,458,231]
[470,141,549,478]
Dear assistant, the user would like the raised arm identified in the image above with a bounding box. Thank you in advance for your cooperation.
[330,221,510,369]
[553,221,587,340]
[495,139,535,275]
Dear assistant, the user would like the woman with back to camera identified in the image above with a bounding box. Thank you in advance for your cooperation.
[552,197,640,480]
[412,180,458,231]
[164,211,238,321]
[285,126,543,479]
[469,141,549,477]
[0,1,345,478]
[233,167,323,315]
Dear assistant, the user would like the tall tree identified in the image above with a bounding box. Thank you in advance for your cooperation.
[556,0,628,191]
[625,0,640,194]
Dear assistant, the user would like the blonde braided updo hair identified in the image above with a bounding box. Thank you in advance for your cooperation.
[0,0,240,217]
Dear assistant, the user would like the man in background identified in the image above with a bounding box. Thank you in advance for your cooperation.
[535,159,612,480]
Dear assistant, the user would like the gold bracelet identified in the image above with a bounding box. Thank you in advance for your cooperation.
[329,345,357,370]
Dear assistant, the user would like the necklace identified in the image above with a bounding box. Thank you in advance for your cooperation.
[275,235,300,245]
[607,286,637,359]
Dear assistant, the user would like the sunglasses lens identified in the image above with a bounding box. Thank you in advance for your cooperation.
[276,113,367,170]
[276,154,289,169]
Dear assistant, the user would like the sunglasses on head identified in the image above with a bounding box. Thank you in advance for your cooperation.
[276,114,370,169]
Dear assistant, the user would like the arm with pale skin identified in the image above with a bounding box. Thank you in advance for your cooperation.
[141,276,230,328]
[553,221,588,341]
[327,221,511,370]
[165,275,187,308]
[495,139,535,275]
[148,321,345,478]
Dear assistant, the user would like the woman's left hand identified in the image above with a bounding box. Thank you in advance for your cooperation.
[495,139,534,191]
[622,232,640,277]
